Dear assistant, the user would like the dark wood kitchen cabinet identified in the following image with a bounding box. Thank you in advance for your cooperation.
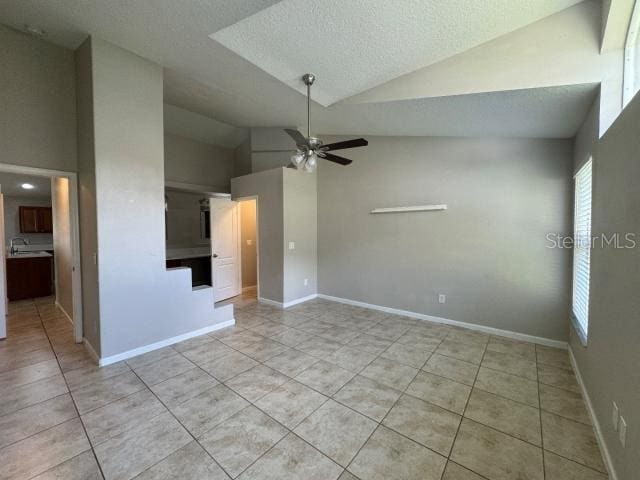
[6,256,53,300]
[19,206,53,233]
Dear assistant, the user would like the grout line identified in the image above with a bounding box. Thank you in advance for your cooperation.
[536,343,547,480]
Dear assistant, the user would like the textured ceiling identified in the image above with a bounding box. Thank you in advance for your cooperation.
[164,104,248,149]
[0,172,51,198]
[211,0,583,105]
[0,0,604,139]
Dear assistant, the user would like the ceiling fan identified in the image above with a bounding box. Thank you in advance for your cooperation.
[285,73,368,172]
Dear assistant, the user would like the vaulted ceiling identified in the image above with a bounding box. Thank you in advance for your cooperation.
[0,0,629,139]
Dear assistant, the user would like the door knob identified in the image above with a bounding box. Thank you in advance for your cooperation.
[213,254,218,258]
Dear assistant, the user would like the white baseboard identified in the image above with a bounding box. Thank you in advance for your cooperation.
[317,293,568,349]
[96,319,235,367]
[568,347,618,480]
[55,301,74,327]
[259,294,318,309]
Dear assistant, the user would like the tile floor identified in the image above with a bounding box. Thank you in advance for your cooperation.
[0,295,608,480]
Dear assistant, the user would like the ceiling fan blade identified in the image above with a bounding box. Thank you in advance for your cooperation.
[284,128,307,147]
[320,138,368,151]
[319,152,353,166]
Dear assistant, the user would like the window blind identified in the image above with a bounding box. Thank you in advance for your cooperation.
[572,159,592,342]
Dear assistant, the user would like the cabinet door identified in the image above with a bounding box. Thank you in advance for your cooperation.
[19,207,39,233]
[37,207,53,233]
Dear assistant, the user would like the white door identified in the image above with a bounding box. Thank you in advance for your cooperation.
[210,198,241,302]
[0,194,6,339]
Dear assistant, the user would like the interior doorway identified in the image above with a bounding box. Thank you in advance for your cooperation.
[0,164,83,343]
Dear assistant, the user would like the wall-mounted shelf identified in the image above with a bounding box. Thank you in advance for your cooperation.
[370,204,447,214]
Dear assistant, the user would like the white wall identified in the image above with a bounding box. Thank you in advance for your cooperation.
[78,37,233,360]
[3,195,52,247]
[52,177,73,319]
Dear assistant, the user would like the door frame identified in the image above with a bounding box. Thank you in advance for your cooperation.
[235,195,260,300]
[0,163,83,343]
[210,197,242,302]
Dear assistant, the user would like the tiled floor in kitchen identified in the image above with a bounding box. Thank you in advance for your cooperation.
[0,295,608,480]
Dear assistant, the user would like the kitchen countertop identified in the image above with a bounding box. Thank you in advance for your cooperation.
[7,251,53,259]
[166,247,211,261]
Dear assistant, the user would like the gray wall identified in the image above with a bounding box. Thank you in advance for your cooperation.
[0,24,77,172]
[233,138,252,178]
[570,91,640,480]
[318,135,573,341]
[164,133,234,192]
[283,168,318,302]
[231,168,284,302]
[52,177,74,319]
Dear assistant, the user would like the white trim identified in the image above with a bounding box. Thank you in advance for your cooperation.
[97,319,235,367]
[55,301,74,327]
[317,294,567,349]
[569,347,618,480]
[370,204,447,214]
[258,294,319,309]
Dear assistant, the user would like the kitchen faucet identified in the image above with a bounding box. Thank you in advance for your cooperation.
[10,237,28,255]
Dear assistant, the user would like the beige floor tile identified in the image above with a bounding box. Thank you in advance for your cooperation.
[225,365,290,402]
[325,345,377,372]
[65,362,131,391]
[294,400,377,467]
[543,451,607,480]
[474,367,539,407]
[333,375,401,422]
[296,319,335,335]
[317,326,361,345]
[200,405,288,477]
[0,346,56,374]
[248,320,290,338]
[481,350,538,380]
[446,329,489,347]
[172,334,217,353]
[360,357,418,391]
[464,389,542,445]
[94,412,192,480]
[383,394,461,456]
[132,354,196,386]
[238,433,342,480]
[136,441,230,480]
[537,363,580,393]
[338,471,359,480]
[541,412,606,473]
[296,336,344,358]
[536,345,572,370]
[295,360,356,395]
[0,358,61,390]
[395,332,442,351]
[406,372,471,414]
[0,393,77,449]
[442,461,486,480]
[150,368,219,408]
[82,388,167,446]
[125,347,177,370]
[451,419,543,480]
[264,348,319,377]
[365,323,409,341]
[235,339,290,362]
[436,339,486,364]
[269,328,314,347]
[255,380,327,429]
[199,351,258,382]
[349,425,446,480]
[0,418,90,480]
[348,334,393,355]
[179,340,235,366]
[487,336,536,360]
[72,370,146,414]
[539,383,590,424]
[0,373,68,416]
[422,354,478,386]
[31,450,102,480]
[380,342,432,369]
[172,384,249,438]
[217,330,265,350]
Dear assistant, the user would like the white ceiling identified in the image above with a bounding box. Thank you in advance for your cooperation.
[212,0,583,106]
[164,104,248,149]
[0,172,51,198]
[0,0,604,139]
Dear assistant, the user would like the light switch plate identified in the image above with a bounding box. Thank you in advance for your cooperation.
[288,241,295,250]
[619,416,627,447]
[612,402,619,431]
[247,239,252,246]
[303,278,308,286]
[438,294,446,304]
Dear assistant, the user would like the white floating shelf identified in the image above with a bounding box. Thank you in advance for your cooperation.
[370,204,447,214]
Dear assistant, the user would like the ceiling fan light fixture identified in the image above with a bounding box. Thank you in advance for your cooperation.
[291,151,305,169]
[304,152,318,172]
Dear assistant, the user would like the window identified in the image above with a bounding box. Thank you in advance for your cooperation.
[572,159,592,343]
[623,0,640,107]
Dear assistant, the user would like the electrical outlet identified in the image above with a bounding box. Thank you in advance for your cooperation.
[619,416,627,447]
[303,278,308,286]
[438,294,446,304]
[288,241,295,250]
[612,402,619,431]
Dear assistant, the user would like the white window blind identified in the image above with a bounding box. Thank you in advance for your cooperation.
[572,159,592,342]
